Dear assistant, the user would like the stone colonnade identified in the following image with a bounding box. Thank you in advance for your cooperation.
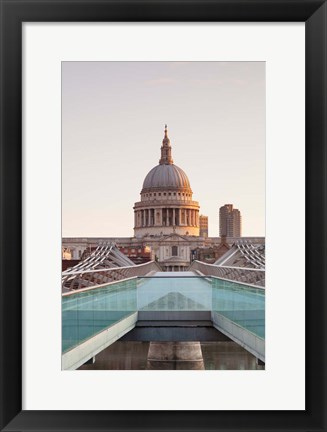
[134,208,199,228]
[163,265,187,271]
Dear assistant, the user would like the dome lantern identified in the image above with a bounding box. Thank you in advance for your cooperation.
[159,124,174,165]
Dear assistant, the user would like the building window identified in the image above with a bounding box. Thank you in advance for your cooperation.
[172,246,178,256]
[159,193,161,196]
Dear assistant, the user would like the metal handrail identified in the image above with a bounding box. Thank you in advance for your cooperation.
[62,260,158,276]
[62,276,138,297]
[189,260,265,287]
[62,260,162,292]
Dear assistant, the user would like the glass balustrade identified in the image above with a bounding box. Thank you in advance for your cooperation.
[137,276,212,311]
[212,277,265,339]
[62,278,137,352]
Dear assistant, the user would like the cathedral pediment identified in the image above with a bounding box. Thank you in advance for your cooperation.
[162,256,189,263]
[162,233,189,242]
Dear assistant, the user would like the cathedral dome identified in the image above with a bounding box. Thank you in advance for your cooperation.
[141,125,192,193]
[142,164,191,191]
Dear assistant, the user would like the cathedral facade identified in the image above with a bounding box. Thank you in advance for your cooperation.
[63,127,262,272]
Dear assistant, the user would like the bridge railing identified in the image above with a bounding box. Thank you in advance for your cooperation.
[62,260,162,292]
[189,260,265,287]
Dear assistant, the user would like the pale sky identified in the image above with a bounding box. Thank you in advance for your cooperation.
[62,62,265,238]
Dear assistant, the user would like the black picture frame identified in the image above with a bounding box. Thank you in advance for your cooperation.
[0,0,326,431]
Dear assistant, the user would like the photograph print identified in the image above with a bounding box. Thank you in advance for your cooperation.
[61,61,265,371]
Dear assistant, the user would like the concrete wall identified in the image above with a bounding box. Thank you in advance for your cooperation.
[121,326,231,342]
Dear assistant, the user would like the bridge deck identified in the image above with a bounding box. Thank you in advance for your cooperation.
[62,271,265,369]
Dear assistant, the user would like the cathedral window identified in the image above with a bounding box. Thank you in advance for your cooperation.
[172,246,178,256]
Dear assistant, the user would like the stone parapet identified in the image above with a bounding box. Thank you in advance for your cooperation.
[134,225,199,238]
[133,200,199,208]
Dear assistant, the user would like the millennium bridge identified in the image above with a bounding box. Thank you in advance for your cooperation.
[62,242,265,370]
